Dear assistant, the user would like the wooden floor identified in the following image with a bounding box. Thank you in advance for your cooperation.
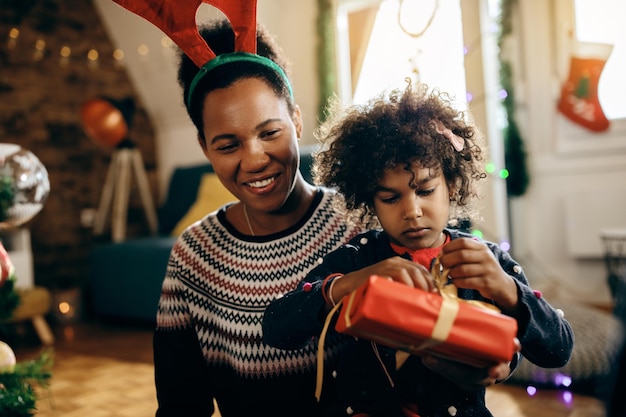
[8,318,607,417]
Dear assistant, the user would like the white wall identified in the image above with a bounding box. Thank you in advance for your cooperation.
[93,0,319,200]
[510,0,626,305]
[94,0,626,305]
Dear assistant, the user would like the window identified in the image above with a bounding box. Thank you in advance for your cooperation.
[335,0,512,244]
[336,0,467,109]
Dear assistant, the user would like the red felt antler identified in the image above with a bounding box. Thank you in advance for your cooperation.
[112,0,258,68]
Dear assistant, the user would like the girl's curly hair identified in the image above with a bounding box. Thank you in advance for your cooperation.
[314,81,486,227]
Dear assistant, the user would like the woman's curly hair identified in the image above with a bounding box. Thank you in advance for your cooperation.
[314,81,486,227]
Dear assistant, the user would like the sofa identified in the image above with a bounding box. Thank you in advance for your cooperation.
[89,146,316,323]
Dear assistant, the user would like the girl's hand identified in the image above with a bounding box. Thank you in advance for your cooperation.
[331,256,436,303]
[421,338,520,391]
[422,355,511,391]
[438,238,519,312]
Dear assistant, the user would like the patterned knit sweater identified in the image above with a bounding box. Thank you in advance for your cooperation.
[153,188,361,417]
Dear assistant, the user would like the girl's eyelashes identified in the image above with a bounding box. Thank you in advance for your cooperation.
[380,196,399,204]
[377,188,435,204]
[375,192,399,204]
[416,188,435,197]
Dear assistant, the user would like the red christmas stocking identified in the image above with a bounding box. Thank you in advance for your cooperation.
[557,42,613,132]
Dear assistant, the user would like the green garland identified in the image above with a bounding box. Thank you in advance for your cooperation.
[0,173,19,321]
[0,349,53,417]
[498,0,530,197]
[0,275,20,322]
[0,260,53,417]
[316,0,337,123]
[0,176,16,223]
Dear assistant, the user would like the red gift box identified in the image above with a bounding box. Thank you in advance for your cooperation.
[334,275,518,368]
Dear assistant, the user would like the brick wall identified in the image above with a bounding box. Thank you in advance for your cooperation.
[0,1,158,299]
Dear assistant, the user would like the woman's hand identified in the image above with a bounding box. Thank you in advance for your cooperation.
[438,238,519,312]
[331,256,436,303]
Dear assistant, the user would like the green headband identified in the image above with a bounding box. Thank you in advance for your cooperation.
[187,52,293,114]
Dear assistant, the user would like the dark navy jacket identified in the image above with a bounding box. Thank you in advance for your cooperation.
[263,229,574,417]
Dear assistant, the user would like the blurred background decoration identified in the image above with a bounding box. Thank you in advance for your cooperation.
[80,97,158,243]
[80,96,135,150]
[0,144,50,230]
[0,144,52,417]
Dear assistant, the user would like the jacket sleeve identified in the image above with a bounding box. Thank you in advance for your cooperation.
[263,243,361,350]
[492,244,575,369]
[514,282,575,368]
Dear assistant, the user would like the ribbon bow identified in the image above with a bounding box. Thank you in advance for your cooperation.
[430,255,500,312]
[433,120,465,152]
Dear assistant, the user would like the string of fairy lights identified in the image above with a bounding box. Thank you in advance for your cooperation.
[3,25,176,326]
[5,26,175,70]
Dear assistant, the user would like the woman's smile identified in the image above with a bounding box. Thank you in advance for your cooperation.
[244,174,279,195]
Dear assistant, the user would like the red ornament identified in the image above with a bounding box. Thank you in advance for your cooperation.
[80,98,128,148]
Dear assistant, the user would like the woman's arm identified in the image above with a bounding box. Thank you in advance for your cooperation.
[154,327,214,416]
[262,245,358,349]
[263,234,436,350]
[154,240,216,416]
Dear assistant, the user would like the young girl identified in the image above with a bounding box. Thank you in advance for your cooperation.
[263,82,574,417]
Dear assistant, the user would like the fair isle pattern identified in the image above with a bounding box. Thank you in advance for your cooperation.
[157,190,360,379]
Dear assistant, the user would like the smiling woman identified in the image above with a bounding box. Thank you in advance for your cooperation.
[106,2,363,415]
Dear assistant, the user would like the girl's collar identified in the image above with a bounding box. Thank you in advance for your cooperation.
[389,232,450,269]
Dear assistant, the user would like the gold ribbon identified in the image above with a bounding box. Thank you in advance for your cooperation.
[430,256,501,313]
[316,301,343,401]
[315,256,501,401]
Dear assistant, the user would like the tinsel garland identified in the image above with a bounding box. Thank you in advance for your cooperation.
[498,0,530,197]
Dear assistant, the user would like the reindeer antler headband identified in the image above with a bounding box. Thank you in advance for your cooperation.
[112,0,293,114]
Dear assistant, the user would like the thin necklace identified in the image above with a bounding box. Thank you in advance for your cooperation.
[242,204,255,236]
